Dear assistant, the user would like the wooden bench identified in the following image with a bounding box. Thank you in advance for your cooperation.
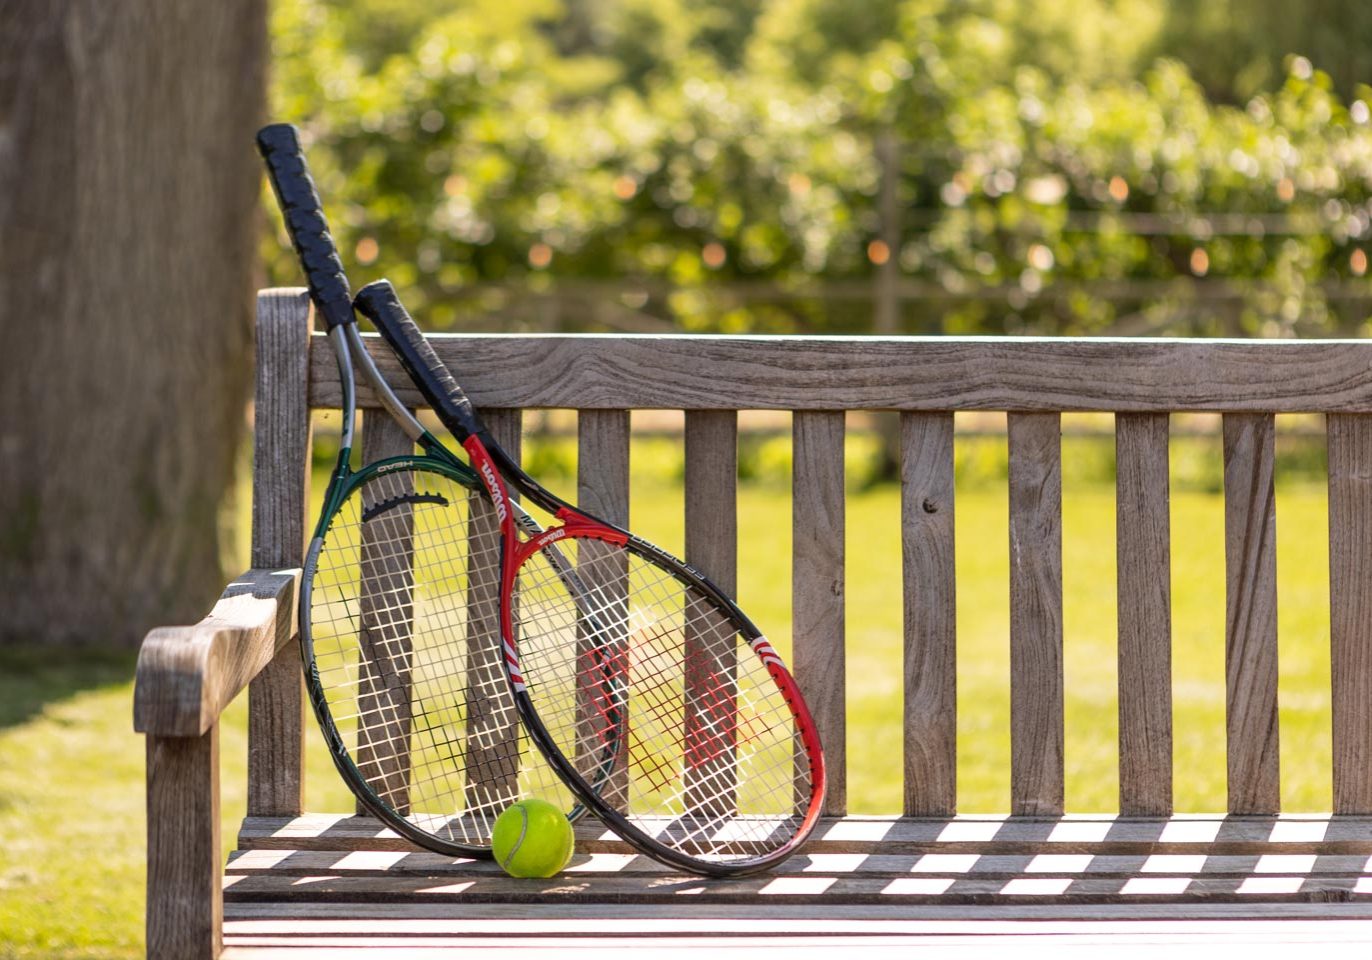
[134,288,1372,957]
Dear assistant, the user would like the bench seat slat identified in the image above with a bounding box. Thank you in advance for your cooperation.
[224,848,1372,880]
[221,871,1372,906]
[237,815,1372,855]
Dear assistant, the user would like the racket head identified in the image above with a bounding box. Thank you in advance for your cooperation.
[500,516,827,876]
[300,455,584,856]
[351,279,825,871]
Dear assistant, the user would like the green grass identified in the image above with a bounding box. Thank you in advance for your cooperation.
[0,427,1337,958]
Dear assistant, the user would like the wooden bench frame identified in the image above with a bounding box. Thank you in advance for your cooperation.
[134,288,1372,957]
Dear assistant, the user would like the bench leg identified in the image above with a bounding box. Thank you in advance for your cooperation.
[147,727,220,959]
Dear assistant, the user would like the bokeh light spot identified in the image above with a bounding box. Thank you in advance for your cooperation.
[1190,248,1210,276]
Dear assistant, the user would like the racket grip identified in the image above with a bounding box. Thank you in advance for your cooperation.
[255,123,353,329]
[353,280,483,440]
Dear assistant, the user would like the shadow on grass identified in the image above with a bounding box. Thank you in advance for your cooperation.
[0,644,138,731]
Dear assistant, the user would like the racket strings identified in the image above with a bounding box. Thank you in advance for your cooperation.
[512,537,814,862]
[307,466,571,845]
[515,558,783,789]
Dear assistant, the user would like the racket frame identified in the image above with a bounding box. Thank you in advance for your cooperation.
[355,281,828,876]
[258,124,619,858]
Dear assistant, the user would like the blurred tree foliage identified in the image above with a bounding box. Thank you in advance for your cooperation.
[1156,0,1372,104]
[265,0,1372,336]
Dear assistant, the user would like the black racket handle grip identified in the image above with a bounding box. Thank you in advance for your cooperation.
[353,280,483,440]
[256,124,353,329]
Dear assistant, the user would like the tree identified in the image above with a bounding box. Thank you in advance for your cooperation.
[0,1,268,646]
[1156,0,1372,102]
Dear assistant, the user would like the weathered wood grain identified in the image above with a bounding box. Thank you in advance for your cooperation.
[238,812,1372,856]
[220,905,1372,929]
[246,651,307,820]
[578,411,631,524]
[684,411,738,592]
[1008,414,1064,818]
[576,411,631,804]
[463,409,522,810]
[1115,413,1173,816]
[134,569,300,737]
[249,289,312,818]
[222,846,1372,881]
[900,412,956,817]
[1223,413,1280,815]
[1328,414,1372,815]
[683,411,740,816]
[147,728,220,959]
[793,411,847,817]
[253,290,314,568]
[354,412,417,816]
[219,870,1372,907]
[312,334,1372,413]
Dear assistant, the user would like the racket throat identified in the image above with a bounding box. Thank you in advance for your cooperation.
[464,437,512,526]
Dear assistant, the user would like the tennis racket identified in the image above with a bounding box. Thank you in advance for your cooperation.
[354,279,827,876]
[256,123,619,856]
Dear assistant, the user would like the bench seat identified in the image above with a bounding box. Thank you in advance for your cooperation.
[220,815,1372,956]
[225,814,1372,907]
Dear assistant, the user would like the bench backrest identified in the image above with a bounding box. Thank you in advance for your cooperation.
[249,287,1372,822]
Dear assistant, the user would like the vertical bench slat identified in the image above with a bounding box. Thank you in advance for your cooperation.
[1328,413,1372,814]
[464,409,523,809]
[576,410,632,804]
[793,411,847,817]
[1223,413,1280,814]
[900,412,957,817]
[248,289,311,818]
[684,412,738,588]
[354,412,416,815]
[1115,413,1173,816]
[1007,412,1064,817]
[578,410,632,524]
[683,411,740,815]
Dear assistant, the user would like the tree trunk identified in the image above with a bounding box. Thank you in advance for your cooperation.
[0,1,267,646]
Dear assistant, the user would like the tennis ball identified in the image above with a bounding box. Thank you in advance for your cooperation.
[492,799,575,878]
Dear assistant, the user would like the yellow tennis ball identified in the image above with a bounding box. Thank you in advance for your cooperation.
[492,799,574,878]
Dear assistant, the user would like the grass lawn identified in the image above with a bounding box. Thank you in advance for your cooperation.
[0,426,1336,958]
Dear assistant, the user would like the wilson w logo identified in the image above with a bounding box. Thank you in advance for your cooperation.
[479,461,508,523]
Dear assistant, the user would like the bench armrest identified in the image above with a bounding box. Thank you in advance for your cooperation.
[134,568,301,737]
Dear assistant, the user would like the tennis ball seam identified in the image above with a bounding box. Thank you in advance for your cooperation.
[498,802,529,872]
